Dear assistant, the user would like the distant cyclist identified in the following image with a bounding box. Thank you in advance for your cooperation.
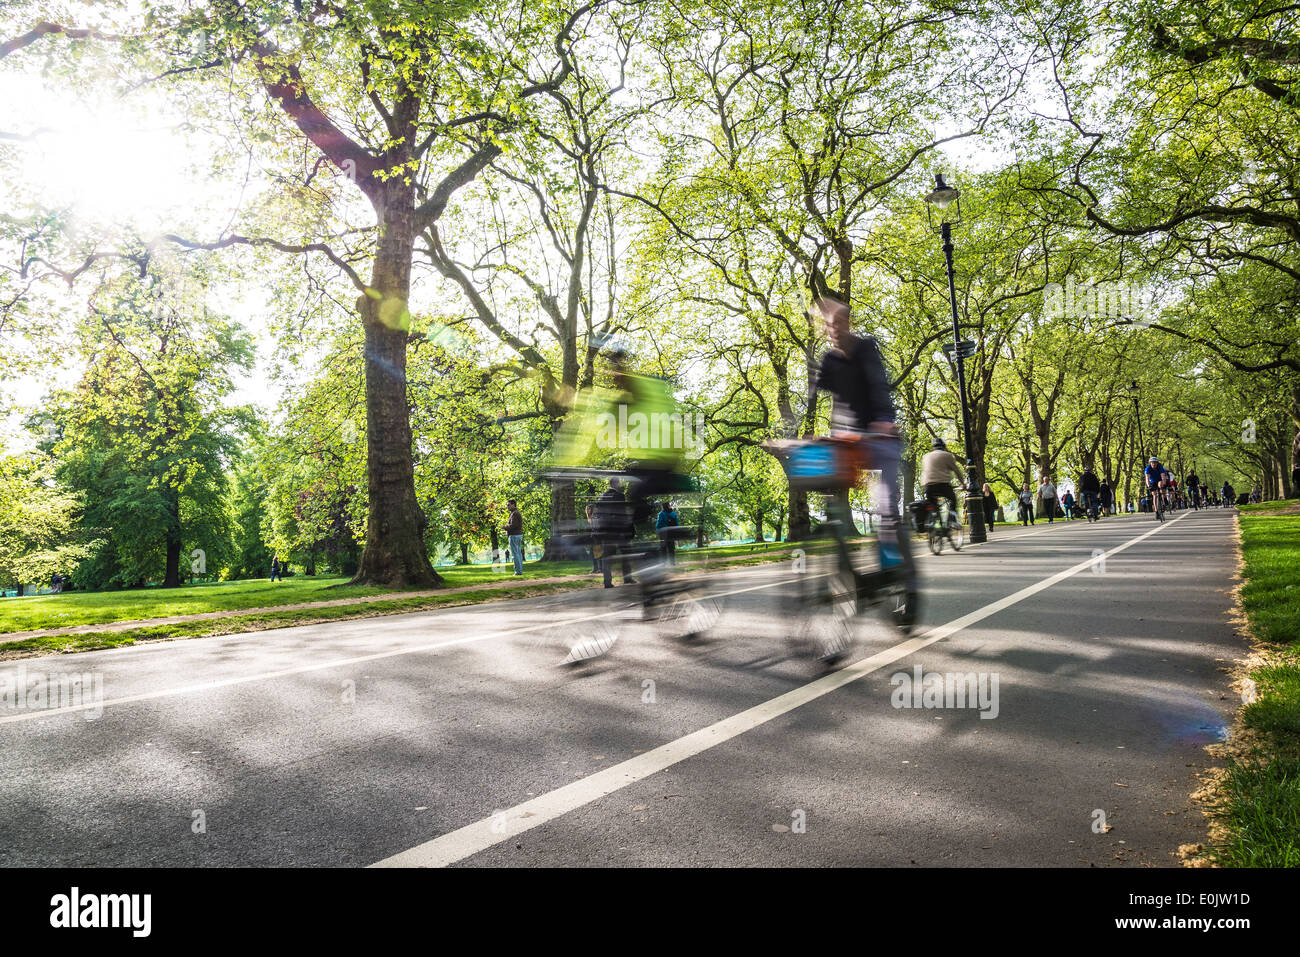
[1186,469,1201,509]
[1078,465,1101,519]
[1144,456,1167,514]
[920,437,965,527]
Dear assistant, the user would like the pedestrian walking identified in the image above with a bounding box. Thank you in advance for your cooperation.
[1038,475,1058,523]
[1018,483,1035,526]
[1099,479,1113,516]
[270,556,280,582]
[506,498,524,576]
[981,483,996,534]
[595,478,634,588]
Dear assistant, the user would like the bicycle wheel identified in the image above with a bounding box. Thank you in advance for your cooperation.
[949,525,964,551]
[928,524,943,555]
[881,579,919,635]
[811,567,855,662]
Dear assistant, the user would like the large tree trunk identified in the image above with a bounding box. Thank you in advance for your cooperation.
[349,187,441,588]
[754,510,764,542]
[787,488,811,540]
[542,478,576,561]
[163,483,181,587]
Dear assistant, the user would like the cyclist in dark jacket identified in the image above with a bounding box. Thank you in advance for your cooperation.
[1078,466,1101,517]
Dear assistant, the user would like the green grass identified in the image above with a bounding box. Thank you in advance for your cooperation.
[0,578,603,658]
[0,538,811,646]
[1237,498,1300,515]
[1203,758,1300,868]
[1203,508,1300,867]
[1237,513,1300,646]
[0,560,593,634]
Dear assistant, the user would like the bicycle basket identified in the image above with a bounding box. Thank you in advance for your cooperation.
[780,439,857,492]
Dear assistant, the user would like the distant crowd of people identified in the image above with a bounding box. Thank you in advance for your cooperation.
[1003,464,1249,527]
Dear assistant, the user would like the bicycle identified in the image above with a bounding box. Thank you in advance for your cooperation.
[909,495,964,555]
[774,434,919,662]
[1148,484,1164,521]
[542,467,720,663]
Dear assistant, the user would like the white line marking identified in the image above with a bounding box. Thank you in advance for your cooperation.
[370,512,1184,867]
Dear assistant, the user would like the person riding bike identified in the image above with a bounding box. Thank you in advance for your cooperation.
[802,291,918,615]
[920,437,965,528]
[549,338,695,584]
[1078,465,1101,519]
[1144,456,1168,514]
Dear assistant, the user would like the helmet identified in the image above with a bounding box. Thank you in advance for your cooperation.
[1149,456,1158,463]
[932,437,947,450]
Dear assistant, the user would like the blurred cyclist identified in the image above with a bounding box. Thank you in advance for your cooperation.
[808,291,918,604]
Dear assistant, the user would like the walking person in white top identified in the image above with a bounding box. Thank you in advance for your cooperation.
[1038,475,1058,523]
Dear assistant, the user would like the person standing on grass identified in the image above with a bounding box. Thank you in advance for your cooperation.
[506,499,524,576]
[981,483,996,534]
[1038,474,1058,523]
[656,500,680,563]
[270,556,280,582]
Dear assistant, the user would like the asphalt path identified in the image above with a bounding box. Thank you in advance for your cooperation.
[0,508,1245,867]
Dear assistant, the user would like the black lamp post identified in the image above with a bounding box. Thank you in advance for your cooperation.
[1129,380,1145,511]
[926,174,985,542]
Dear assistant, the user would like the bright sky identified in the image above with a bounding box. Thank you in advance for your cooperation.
[2,70,275,451]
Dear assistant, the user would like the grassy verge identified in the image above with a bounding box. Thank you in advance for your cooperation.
[0,561,594,634]
[0,545,806,658]
[1198,505,1300,867]
[0,578,604,659]
[0,541,814,636]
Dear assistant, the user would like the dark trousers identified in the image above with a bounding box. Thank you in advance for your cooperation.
[925,482,958,516]
[601,540,632,587]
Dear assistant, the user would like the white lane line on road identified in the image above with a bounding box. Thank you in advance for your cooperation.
[370,512,1186,868]
[0,575,796,725]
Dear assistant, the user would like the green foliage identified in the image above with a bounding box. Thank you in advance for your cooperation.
[45,264,252,588]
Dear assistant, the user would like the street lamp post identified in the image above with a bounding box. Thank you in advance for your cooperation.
[1129,380,1144,511]
[926,174,985,542]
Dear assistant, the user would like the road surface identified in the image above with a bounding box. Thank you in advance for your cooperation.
[0,509,1245,867]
